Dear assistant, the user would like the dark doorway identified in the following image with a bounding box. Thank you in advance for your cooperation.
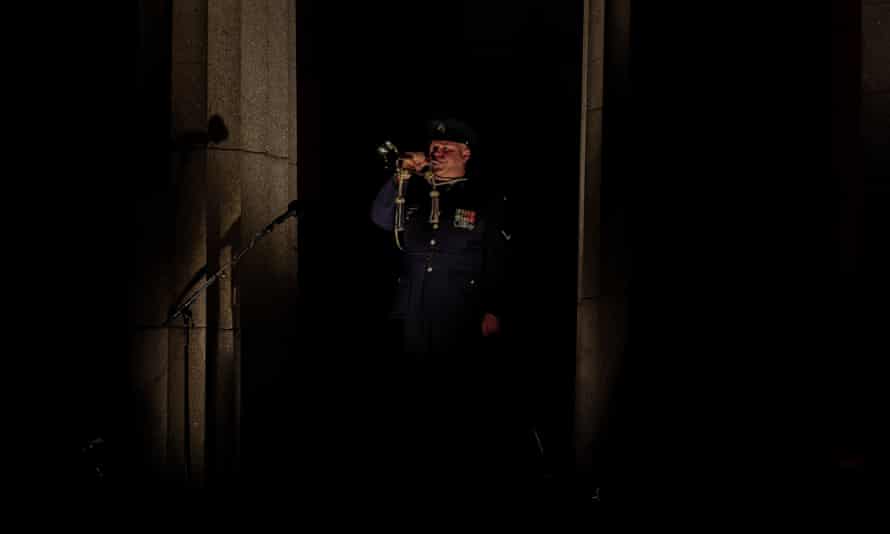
[251,0,584,490]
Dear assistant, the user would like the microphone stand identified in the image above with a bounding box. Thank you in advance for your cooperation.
[162,202,300,484]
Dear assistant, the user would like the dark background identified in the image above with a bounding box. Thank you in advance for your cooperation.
[280,0,585,489]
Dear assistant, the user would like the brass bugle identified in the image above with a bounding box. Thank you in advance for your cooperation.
[396,152,430,173]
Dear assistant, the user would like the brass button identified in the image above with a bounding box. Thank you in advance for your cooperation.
[426,266,433,272]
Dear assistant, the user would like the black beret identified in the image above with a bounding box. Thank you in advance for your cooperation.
[426,118,478,147]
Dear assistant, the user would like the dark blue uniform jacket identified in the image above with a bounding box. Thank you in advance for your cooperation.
[370,175,510,334]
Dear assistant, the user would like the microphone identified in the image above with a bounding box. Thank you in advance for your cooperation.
[271,199,304,225]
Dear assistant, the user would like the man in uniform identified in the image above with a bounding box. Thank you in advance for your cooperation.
[370,118,513,492]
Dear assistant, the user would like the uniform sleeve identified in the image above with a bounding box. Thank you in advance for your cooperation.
[481,192,511,318]
[370,178,397,230]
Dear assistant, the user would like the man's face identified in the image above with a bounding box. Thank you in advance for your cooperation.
[428,140,470,178]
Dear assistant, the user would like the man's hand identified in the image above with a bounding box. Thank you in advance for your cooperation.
[481,313,500,337]
[399,152,428,172]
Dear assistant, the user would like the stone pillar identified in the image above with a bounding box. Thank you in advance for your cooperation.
[204,0,299,482]
[843,0,889,467]
[122,0,298,486]
[125,0,177,486]
[575,0,632,476]
[862,0,890,189]
[168,0,210,486]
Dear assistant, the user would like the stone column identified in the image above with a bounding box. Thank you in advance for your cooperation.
[126,0,179,486]
[862,1,890,200]
[204,0,299,482]
[123,0,298,486]
[575,0,632,476]
[168,0,210,486]
[841,0,889,467]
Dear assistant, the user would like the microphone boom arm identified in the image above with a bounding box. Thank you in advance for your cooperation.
[163,201,300,326]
